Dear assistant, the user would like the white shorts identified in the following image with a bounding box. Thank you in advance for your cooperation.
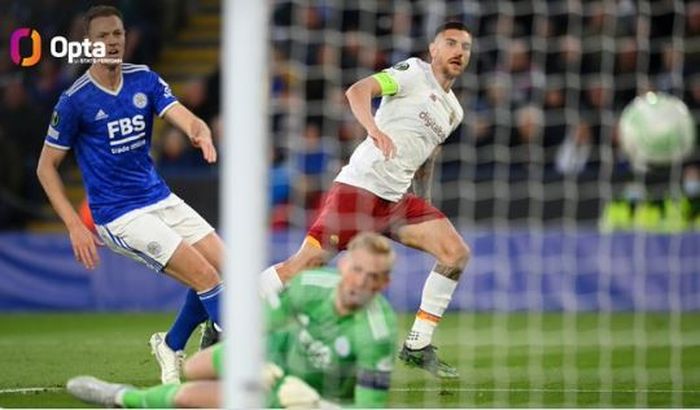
[95,193,215,271]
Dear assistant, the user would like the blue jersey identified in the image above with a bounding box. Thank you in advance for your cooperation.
[44,63,178,225]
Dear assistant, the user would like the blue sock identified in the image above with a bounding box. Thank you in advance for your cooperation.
[198,283,223,330]
[165,289,209,351]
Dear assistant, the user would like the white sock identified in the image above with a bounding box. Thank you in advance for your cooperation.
[260,265,284,299]
[405,271,458,350]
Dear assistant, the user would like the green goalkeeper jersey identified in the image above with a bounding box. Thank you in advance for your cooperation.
[266,268,397,408]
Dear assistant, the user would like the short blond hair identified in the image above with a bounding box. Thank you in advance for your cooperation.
[347,232,396,267]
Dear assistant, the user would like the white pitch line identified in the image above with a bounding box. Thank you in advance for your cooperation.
[390,387,700,394]
[3,386,700,395]
[0,387,62,394]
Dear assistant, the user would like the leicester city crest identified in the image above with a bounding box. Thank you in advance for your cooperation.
[334,336,350,357]
[133,92,148,109]
[147,241,162,257]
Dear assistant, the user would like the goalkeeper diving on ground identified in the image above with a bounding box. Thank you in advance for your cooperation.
[67,232,398,408]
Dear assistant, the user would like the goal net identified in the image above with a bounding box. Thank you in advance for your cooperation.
[267,0,700,407]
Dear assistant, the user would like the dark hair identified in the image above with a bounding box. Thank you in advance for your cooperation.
[434,21,470,38]
[84,5,123,34]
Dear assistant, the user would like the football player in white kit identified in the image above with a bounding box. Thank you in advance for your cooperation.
[259,22,473,378]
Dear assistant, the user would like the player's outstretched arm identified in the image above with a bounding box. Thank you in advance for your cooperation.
[411,146,441,204]
[345,76,396,160]
[37,145,102,270]
[164,104,217,163]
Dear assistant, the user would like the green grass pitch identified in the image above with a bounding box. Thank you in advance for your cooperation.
[0,312,698,407]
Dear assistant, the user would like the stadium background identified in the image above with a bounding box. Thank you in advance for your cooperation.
[1,0,699,407]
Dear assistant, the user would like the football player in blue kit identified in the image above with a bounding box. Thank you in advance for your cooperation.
[36,5,221,384]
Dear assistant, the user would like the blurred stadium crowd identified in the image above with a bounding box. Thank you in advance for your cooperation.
[1,0,699,230]
[0,0,193,228]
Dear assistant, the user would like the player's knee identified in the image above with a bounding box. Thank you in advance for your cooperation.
[441,238,471,271]
[173,391,194,409]
[182,349,216,380]
[173,381,220,408]
[190,263,220,291]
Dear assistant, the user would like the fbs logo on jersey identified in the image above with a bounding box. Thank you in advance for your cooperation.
[107,115,147,154]
[107,115,145,140]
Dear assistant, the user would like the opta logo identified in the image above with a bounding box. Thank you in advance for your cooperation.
[10,28,42,67]
[10,28,112,66]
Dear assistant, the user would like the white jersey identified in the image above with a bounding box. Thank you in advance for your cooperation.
[335,57,464,202]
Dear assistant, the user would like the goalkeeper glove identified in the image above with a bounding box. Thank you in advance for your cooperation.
[277,375,321,409]
[262,362,284,391]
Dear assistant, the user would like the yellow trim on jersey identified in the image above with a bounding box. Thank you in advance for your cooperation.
[303,235,322,249]
[372,72,399,96]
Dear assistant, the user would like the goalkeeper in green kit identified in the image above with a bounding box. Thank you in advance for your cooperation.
[67,232,398,408]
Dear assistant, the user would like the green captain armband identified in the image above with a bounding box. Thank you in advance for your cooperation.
[372,72,399,96]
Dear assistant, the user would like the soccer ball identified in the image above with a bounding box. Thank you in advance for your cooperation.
[618,92,696,165]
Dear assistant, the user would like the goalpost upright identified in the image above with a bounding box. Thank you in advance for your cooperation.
[222,0,269,407]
